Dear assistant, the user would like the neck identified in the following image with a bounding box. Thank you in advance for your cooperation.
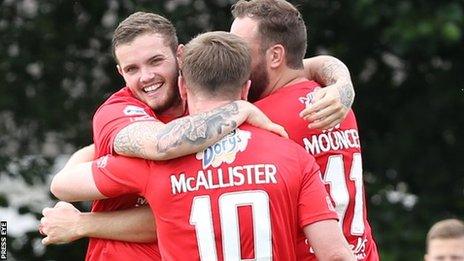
[187,96,236,115]
[158,99,187,121]
[265,67,307,96]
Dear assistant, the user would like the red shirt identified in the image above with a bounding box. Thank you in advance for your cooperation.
[254,80,379,260]
[88,87,161,261]
[92,124,338,261]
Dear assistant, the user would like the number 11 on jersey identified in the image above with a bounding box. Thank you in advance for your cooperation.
[323,153,365,236]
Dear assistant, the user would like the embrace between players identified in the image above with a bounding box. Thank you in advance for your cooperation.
[40,0,379,260]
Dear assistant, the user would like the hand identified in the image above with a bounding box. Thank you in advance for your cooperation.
[40,201,85,245]
[299,83,353,130]
[240,101,288,138]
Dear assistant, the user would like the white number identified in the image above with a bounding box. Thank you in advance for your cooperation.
[349,153,364,235]
[323,153,365,236]
[190,196,218,261]
[190,191,272,261]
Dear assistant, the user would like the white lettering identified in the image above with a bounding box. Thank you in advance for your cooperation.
[171,174,187,194]
[303,129,361,156]
[303,135,320,155]
[170,164,278,195]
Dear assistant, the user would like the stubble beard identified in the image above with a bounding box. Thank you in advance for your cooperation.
[248,59,270,103]
[151,79,182,115]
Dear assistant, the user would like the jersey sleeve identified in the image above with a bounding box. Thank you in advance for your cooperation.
[93,100,158,155]
[92,155,152,198]
[297,150,338,228]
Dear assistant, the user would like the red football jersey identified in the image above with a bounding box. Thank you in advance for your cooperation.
[92,124,338,261]
[88,87,161,261]
[254,80,379,260]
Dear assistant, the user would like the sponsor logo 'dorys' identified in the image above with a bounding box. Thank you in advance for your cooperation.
[196,129,251,169]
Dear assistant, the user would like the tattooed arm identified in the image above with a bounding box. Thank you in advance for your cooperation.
[114,100,286,160]
[40,101,286,245]
[301,55,355,130]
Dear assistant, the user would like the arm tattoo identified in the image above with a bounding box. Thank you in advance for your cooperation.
[114,122,159,158]
[316,62,355,109]
[156,102,240,153]
[114,102,241,158]
[337,82,355,109]
[316,63,341,86]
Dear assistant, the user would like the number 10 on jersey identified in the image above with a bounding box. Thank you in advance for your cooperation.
[190,190,272,261]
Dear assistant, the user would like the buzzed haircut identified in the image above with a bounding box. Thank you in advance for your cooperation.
[181,31,251,98]
[112,12,178,61]
[232,0,307,69]
[426,218,464,251]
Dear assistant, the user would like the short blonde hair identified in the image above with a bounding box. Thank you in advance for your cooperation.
[112,12,178,61]
[426,218,464,250]
[181,31,251,98]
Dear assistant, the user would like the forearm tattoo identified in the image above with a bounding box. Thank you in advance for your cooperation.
[156,102,240,153]
[114,102,240,158]
[316,63,340,86]
[317,62,355,109]
[337,82,354,109]
[114,122,159,157]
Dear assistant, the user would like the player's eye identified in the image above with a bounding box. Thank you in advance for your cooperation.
[125,67,137,73]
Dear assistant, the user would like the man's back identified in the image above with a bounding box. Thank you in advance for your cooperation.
[255,80,379,260]
[94,124,337,260]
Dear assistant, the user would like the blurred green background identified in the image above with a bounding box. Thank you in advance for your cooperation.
[0,0,463,260]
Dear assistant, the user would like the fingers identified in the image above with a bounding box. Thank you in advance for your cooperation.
[307,111,344,130]
[40,216,48,234]
[42,236,50,245]
[38,223,45,236]
[304,103,341,123]
[299,96,334,118]
[42,207,52,216]
[269,124,288,138]
[300,89,349,131]
[310,96,338,114]
[310,87,324,101]
[42,235,68,246]
[55,201,72,209]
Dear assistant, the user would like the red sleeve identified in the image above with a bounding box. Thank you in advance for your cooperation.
[93,99,158,155]
[297,151,338,228]
[91,155,152,197]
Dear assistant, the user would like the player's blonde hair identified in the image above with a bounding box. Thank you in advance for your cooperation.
[112,12,178,62]
[181,31,251,98]
[426,218,464,251]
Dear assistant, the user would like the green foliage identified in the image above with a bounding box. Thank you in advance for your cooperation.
[0,0,462,259]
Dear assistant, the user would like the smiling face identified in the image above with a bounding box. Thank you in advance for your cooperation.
[116,33,180,113]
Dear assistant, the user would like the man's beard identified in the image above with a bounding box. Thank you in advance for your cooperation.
[248,61,269,103]
[153,71,182,114]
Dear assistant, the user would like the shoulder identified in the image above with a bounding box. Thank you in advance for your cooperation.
[93,88,154,122]
[98,88,145,111]
[243,124,312,158]
[254,80,320,108]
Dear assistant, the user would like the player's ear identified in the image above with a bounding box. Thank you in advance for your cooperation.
[241,80,251,101]
[178,74,187,101]
[268,44,285,69]
[176,44,185,68]
[116,64,123,77]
